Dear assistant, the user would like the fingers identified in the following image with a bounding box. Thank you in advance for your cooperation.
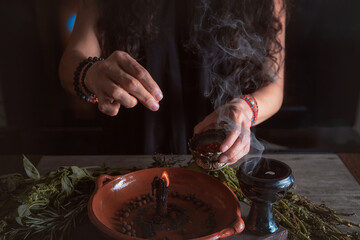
[219,129,240,152]
[230,144,250,165]
[116,70,160,111]
[97,96,121,117]
[103,52,161,111]
[89,51,164,114]
[219,130,250,164]
[101,80,137,108]
[112,51,163,101]
[194,100,253,165]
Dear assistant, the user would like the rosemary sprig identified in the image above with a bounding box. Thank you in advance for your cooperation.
[0,156,359,240]
[0,156,132,240]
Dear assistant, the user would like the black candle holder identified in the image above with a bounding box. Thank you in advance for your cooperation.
[237,158,294,235]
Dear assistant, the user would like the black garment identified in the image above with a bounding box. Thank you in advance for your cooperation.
[100,0,212,154]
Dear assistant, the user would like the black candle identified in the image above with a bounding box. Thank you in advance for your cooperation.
[152,172,169,217]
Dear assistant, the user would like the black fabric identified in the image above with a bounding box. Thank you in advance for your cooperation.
[100,0,212,154]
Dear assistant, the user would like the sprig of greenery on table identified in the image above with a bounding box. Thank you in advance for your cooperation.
[0,155,359,240]
[0,156,134,240]
[204,165,360,240]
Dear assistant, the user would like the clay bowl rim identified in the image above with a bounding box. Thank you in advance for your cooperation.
[88,167,245,240]
[238,158,294,185]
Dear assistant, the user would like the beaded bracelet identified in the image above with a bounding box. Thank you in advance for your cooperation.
[81,63,96,98]
[240,94,258,126]
[73,57,104,104]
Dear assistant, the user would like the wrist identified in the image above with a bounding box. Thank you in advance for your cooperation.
[238,99,253,122]
[73,56,103,104]
[84,63,97,94]
[239,94,259,126]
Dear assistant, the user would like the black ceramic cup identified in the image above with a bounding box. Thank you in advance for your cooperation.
[237,158,294,235]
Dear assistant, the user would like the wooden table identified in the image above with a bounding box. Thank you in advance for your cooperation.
[1,153,359,239]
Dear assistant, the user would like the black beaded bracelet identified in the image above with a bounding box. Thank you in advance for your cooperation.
[81,62,96,98]
[73,57,104,103]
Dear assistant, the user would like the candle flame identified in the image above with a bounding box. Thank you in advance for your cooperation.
[161,171,170,187]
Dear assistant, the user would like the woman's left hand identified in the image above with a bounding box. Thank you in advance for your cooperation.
[194,98,253,165]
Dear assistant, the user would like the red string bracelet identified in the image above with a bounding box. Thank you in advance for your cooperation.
[240,94,258,126]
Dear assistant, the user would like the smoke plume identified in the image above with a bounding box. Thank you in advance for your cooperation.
[189,0,277,165]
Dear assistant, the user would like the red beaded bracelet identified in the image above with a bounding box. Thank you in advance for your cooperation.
[240,94,258,126]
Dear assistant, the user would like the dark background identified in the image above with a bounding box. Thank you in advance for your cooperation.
[0,0,359,155]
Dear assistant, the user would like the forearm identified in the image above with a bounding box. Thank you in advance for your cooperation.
[58,0,101,96]
[231,76,283,127]
[59,49,91,96]
[251,0,286,125]
[251,76,284,125]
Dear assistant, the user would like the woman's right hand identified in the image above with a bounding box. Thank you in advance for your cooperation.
[85,51,163,116]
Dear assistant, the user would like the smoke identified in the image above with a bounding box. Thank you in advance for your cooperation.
[189,0,274,167]
[240,133,265,170]
[189,0,274,108]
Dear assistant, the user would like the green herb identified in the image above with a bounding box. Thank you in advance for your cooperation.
[205,165,360,240]
[23,155,40,181]
[0,156,359,240]
[0,156,133,240]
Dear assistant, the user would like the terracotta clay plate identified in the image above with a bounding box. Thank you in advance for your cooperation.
[88,168,244,240]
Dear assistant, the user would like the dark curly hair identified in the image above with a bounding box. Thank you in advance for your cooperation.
[96,0,286,107]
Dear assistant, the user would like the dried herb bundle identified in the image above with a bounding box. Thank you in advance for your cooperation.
[151,153,190,168]
[207,165,360,240]
[0,156,359,240]
[0,156,132,240]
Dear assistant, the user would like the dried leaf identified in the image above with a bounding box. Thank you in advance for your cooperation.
[68,166,88,185]
[17,204,31,218]
[61,176,73,196]
[15,216,23,226]
[23,155,40,180]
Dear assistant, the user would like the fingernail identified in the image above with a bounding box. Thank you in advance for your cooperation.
[221,145,229,152]
[219,155,228,163]
[150,102,159,111]
[155,91,163,101]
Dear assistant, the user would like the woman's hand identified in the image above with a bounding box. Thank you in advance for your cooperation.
[194,98,253,165]
[85,51,163,116]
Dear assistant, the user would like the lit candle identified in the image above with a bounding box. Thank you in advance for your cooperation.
[152,171,169,216]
